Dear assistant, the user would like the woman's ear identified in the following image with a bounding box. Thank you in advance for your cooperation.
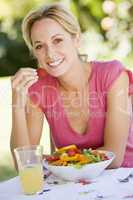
[73,33,81,49]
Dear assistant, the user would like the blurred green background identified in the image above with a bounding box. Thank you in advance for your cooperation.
[0,0,133,182]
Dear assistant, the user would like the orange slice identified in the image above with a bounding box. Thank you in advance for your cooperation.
[57,145,78,153]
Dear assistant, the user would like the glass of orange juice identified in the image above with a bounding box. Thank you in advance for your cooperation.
[14,145,44,195]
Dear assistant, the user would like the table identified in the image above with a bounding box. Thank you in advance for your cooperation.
[0,168,133,200]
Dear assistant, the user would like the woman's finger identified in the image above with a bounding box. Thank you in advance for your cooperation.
[24,78,39,94]
[15,76,38,92]
[12,69,37,89]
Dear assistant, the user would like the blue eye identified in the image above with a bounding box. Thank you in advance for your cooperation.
[54,38,63,44]
[35,45,42,50]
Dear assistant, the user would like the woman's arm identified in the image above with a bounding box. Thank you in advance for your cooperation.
[10,68,44,168]
[26,97,44,145]
[98,71,130,168]
[10,94,44,168]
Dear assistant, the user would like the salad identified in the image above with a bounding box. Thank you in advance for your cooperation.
[44,145,109,168]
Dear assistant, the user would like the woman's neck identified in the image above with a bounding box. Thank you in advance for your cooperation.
[58,60,91,93]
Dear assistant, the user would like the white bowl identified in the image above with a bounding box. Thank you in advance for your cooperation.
[43,151,115,181]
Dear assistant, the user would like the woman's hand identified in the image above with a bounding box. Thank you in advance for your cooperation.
[11,68,38,108]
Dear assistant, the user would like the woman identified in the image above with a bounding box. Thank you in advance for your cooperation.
[10,3,133,168]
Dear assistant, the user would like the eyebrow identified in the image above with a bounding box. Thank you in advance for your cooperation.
[51,33,64,39]
[34,34,64,44]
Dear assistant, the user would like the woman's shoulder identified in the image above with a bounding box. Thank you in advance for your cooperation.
[90,59,125,91]
[91,59,124,71]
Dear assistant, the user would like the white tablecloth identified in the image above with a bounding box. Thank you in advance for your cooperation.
[0,168,133,200]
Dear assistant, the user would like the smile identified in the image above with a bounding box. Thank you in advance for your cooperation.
[47,58,64,68]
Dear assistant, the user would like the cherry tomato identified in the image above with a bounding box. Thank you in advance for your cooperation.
[37,68,47,79]
[67,149,77,156]
[102,155,109,160]
[76,149,82,154]
[78,179,91,185]
[45,155,59,162]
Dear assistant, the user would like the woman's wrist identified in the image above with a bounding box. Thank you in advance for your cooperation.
[12,90,27,109]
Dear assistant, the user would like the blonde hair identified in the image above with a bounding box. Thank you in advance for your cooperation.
[22,3,81,50]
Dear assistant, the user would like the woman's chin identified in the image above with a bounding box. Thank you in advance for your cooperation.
[47,66,70,77]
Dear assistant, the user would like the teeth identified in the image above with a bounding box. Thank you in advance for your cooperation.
[48,59,63,67]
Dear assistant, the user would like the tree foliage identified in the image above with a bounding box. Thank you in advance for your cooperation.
[0,0,133,76]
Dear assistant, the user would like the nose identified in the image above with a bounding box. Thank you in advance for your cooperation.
[46,46,57,62]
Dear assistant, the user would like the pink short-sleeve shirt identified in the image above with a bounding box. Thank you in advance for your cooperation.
[28,60,133,167]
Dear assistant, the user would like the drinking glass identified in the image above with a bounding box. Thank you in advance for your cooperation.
[14,145,44,195]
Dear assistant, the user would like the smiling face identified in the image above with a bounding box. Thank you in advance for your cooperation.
[31,18,79,77]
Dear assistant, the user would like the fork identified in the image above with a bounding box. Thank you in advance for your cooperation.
[118,173,133,183]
